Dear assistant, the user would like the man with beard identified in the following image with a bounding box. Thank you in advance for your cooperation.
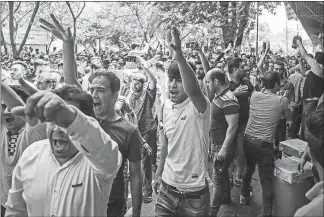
[205,69,239,216]
[128,56,158,203]
[90,69,143,217]
[227,57,254,187]
[154,27,210,217]
[5,79,122,217]
[0,83,47,217]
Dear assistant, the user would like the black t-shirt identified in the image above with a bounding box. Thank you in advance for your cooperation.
[229,78,254,125]
[99,117,143,200]
[303,71,324,99]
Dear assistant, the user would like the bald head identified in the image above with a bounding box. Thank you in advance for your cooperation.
[206,68,226,85]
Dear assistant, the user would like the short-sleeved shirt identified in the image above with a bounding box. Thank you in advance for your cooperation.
[0,123,47,206]
[162,97,211,190]
[210,88,239,147]
[99,117,143,200]
[245,91,290,143]
[229,78,254,126]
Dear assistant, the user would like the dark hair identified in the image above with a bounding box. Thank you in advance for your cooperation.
[52,85,94,118]
[262,71,280,89]
[315,52,323,65]
[306,107,324,167]
[9,85,29,103]
[168,60,196,79]
[227,57,242,74]
[208,68,226,85]
[89,68,120,93]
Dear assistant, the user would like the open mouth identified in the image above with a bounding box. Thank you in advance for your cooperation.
[93,102,101,108]
[170,90,178,95]
[4,116,14,124]
[52,139,69,151]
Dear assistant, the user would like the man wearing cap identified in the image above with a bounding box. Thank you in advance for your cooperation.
[128,56,157,203]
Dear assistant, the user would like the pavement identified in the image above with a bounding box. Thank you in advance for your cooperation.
[125,145,264,217]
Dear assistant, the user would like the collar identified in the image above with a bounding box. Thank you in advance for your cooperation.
[171,97,190,110]
[305,180,324,201]
[6,123,26,136]
[215,87,229,98]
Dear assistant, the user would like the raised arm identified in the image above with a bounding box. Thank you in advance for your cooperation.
[136,56,157,91]
[257,42,270,76]
[168,27,207,113]
[194,42,210,73]
[40,14,82,88]
[297,39,323,79]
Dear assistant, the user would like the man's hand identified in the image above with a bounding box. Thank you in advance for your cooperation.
[40,14,73,42]
[233,85,248,95]
[10,79,77,128]
[298,158,306,173]
[153,174,162,195]
[224,43,233,53]
[135,56,148,68]
[215,147,228,161]
[166,27,183,61]
[142,143,152,156]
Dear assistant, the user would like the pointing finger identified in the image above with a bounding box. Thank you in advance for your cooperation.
[10,106,25,117]
[18,78,38,96]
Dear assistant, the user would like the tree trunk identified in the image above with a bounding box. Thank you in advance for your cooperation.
[15,2,40,57]
[219,2,235,47]
[235,3,251,47]
[0,28,8,55]
[8,2,17,56]
[46,36,55,54]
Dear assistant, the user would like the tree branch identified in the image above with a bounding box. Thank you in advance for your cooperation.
[1,2,21,24]
[16,2,40,57]
[75,2,86,20]
[66,1,75,19]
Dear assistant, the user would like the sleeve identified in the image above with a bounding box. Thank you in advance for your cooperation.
[65,106,122,181]
[243,79,254,96]
[222,100,240,115]
[280,96,290,118]
[127,129,143,162]
[5,158,27,217]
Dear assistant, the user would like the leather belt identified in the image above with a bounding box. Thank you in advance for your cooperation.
[161,180,208,199]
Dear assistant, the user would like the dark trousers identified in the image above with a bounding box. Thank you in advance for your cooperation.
[107,198,125,217]
[288,105,302,138]
[241,135,274,217]
[275,118,286,150]
[300,99,319,141]
[1,205,6,217]
[155,181,210,217]
[142,129,157,197]
[210,145,236,213]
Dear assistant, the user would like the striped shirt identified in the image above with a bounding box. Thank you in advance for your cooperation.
[210,88,240,146]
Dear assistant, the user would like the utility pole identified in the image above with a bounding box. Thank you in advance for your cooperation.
[256,2,259,58]
[286,13,288,54]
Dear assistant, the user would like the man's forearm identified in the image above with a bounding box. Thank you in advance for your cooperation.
[177,55,200,96]
[198,50,210,73]
[143,66,157,91]
[1,83,25,109]
[222,125,238,150]
[63,41,81,88]
[130,174,142,217]
[156,131,168,177]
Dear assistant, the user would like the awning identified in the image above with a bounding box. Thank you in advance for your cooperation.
[289,2,324,47]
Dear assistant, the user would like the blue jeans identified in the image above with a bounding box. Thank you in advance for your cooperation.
[241,134,274,217]
[210,145,236,213]
[155,181,210,217]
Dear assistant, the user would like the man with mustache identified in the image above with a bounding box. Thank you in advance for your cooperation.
[4,79,122,216]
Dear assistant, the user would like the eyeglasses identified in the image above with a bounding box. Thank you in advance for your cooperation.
[45,80,57,84]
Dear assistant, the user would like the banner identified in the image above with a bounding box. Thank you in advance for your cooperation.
[2,26,50,45]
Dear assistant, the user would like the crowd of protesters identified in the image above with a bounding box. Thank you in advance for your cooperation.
[1,14,323,217]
